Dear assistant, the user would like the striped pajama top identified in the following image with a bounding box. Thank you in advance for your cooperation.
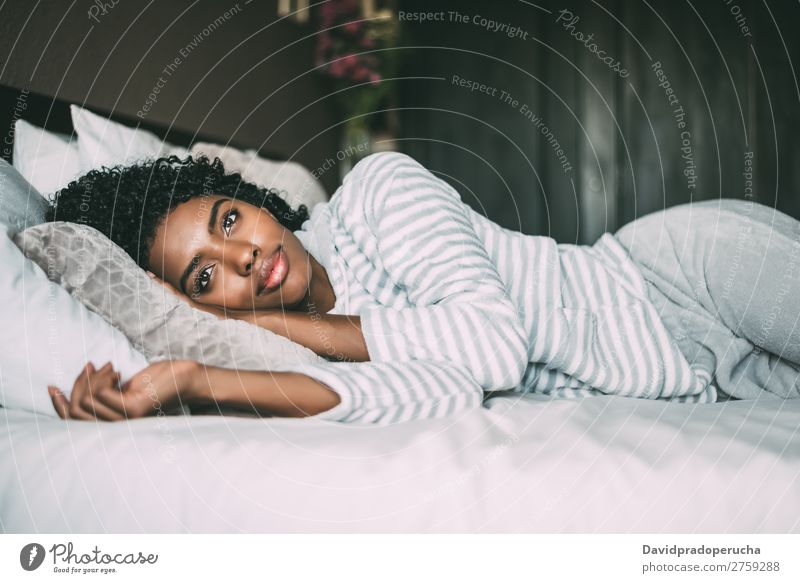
[287,151,717,425]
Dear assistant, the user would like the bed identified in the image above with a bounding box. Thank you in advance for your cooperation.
[2,392,798,533]
[1,85,799,534]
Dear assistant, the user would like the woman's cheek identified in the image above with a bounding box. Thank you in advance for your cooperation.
[240,281,258,310]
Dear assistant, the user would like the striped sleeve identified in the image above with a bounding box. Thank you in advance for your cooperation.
[277,359,485,425]
[333,151,529,391]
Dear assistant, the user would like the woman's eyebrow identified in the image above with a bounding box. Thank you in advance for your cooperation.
[179,198,228,294]
[206,197,227,233]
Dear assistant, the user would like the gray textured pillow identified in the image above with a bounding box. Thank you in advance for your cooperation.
[14,222,324,385]
[0,159,49,232]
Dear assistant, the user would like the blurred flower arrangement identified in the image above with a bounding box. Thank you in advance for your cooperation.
[314,0,400,171]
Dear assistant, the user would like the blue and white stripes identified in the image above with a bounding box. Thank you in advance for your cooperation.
[288,151,715,425]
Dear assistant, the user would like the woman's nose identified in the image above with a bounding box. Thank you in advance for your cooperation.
[226,241,258,275]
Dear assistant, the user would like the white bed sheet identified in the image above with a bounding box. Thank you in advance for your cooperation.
[1,393,798,533]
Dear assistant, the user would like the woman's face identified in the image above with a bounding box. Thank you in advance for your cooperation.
[148,194,311,311]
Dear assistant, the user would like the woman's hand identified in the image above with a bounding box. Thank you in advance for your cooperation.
[48,360,199,421]
[48,362,125,421]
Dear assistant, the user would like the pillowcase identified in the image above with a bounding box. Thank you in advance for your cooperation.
[69,105,328,211]
[0,223,150,417]
[189,142,328,212]
[14,221,325,380]
[11,119,82,200]
[70,104,189,170]
[0,159,49,232]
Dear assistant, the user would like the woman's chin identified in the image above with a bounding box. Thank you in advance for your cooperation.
[253,285,301,311]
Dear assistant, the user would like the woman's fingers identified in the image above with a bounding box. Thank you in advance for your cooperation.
[67,362,100,420]
[71,362,119,421]
[48,386,70,419]
[92,382,141,418]
[48,362,132,421]
[83,396,126,421]
[92,375,151,419]
[98,390,150,419]
[50,361,198,422]
[80,372,127,422]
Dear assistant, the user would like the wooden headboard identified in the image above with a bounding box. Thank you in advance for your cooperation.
[0,82,284,166]
[0,1,342,194]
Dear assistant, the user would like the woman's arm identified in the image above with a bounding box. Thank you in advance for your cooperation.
[149,272,369,362]
[49,360,343,420]
[331,151,530,390]
[253,311,369,362]
[49,357,486,425]
[185,364,342,417]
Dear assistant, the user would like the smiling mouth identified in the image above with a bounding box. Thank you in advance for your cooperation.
[257,245,288,295]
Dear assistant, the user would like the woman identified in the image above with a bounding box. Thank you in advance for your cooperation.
[45,152,800,424]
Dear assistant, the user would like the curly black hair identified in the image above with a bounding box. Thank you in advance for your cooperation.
[46,154,310,271]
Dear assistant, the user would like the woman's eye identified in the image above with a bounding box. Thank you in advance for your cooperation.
[222,209,238,235]
[193,265,214,296]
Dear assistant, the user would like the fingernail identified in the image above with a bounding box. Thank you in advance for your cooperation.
[146,271,156,278]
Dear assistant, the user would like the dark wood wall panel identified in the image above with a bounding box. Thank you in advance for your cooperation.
[753,0,800,219]
[397,0,800,243]
[0,0,340,193]
[3,0,797,233]
[539,6,580,242]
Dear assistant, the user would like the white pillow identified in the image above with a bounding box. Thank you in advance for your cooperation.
[190,142,328,211]
[11,119,82,200]
[0,223,150,417]
[69,105,328,211]
[70,104,188,170]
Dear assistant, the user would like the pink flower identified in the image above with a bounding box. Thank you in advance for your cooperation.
[343,20,363,35]
[340,54,358,69]
[352,64,370,81]
[329,60,346,77]
[314,1,397,86]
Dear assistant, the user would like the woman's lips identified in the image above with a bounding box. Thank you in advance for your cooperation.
[257,246,288,295]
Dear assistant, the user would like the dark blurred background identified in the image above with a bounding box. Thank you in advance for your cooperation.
[2,0,799,243]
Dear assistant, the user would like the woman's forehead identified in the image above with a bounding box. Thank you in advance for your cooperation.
[148,195,228,271]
